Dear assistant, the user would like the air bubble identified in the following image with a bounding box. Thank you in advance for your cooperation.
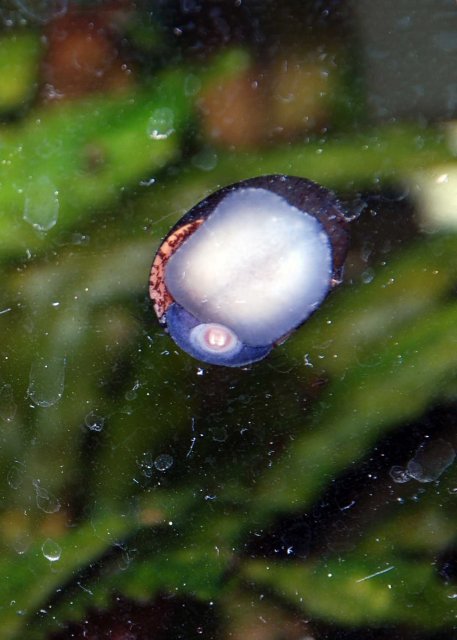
[23,176,59,232]
[147,108,175,140]
[41,538,61,562]
[154,454,174,471]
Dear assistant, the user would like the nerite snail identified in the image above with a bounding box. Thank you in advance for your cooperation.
[149,174,350,367]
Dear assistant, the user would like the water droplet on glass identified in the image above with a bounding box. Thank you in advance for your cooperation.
[138,452,154,478]
[361,268,375,284]
[154,454,174,472]
[23,176,59,232]
[84,411,105,432]
[147,108,175,140]
[211,427,228,443]
[41,538,61,562]
[13,533,31,555]
[7,462,25,490]
[184,73,201,96]
[12,0,67,23]
[406,439,456,483]
[0,384,17,422]
[125,379,141,401]
[191,148,218,171]
[117,547,132,571]
[33,479,61,514]
[70,232,90,246]
[139,177,156,187]
[27,356,66,407]
[389,465,411,484]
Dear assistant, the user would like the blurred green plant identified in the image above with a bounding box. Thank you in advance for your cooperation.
[0,31,41,112]
[2,225,457,638]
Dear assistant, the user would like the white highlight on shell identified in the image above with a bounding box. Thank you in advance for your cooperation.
[165,188,333,345]
[190,323,242,356]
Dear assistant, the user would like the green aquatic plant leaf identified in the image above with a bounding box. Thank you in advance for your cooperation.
[0,69,190,259]
[288,233,457,377]
[251,301,457,521]
[0,32,41,112]
[0,513,134,640]
[1,229,456,638]
[0,47,251,262]
[205,124,454,189]
[243,554,455,629]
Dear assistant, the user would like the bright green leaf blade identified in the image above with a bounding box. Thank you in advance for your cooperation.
[243,555,456,628]
[0,32,41,111]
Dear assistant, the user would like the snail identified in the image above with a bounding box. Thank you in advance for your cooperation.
[149,175,350,367]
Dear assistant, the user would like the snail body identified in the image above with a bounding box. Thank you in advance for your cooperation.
[149,175,349,367]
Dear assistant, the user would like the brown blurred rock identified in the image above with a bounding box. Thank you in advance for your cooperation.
[226,594,314,640]
[40,2,134,103]
[268,55,331,138]
[198,68,268,149]
[198,52,334,149]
